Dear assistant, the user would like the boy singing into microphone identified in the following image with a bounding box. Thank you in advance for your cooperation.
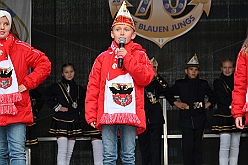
[85,1,154,164]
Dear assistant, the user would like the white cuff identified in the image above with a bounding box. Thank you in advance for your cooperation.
[55,104,62,112]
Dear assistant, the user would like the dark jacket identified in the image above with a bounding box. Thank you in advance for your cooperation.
[144,74,170,124]
[42,79,84,124]
[213,73,233,116]
[29,88,45,120]
[167,75,215,129]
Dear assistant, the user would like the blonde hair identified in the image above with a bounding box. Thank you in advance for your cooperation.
[242,37,248,53]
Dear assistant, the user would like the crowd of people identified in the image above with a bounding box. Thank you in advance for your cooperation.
[0,1,248,165]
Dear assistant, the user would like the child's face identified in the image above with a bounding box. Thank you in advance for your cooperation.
[0,16,10,40]
[185,67,199,79]
[111,24,136,45]
[221,61,234,76]
[62,66,75,81]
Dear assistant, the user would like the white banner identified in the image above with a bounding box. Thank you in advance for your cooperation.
[0,0,31,44]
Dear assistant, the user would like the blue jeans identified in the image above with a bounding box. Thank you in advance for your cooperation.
[0,123,26,165]
[102,124,136,165]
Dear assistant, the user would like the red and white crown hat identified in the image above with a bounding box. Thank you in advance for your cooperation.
[111,1,135,31]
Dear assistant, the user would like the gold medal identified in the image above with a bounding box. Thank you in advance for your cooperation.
[72,102,78,109]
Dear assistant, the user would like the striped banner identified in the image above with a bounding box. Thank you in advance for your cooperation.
[0,0,31,43]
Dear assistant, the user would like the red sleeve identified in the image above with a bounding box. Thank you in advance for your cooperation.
[85,54,103,124]
[123,49,154,87]
[23,47,51,90]
[231,48,247,118]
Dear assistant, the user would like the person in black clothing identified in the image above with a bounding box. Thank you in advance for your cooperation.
[167,54,215,165]
[138,57,170,165]
[42,63,84,165]
[25,88,45,165]
[26,88,44,147]
[211,58,241,165]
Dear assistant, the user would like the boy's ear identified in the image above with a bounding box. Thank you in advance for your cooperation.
[184,68,188,74]
[111,31,114,39]
[131,31,136,40]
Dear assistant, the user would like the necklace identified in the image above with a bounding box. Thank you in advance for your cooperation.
[58,82,79,109]
[219,78,232,93]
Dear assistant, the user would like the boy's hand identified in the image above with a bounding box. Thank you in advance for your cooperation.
[205,102,211,109]
[117,47,127,57]
[90,121,96,128]
[235,117,244,129]
[174,101,188,110]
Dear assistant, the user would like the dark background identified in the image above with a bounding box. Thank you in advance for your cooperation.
[29,0,248,164]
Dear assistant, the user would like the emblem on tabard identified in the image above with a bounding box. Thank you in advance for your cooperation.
[109,0,211,48]
[109,83,133,107]
[0,68,13,89]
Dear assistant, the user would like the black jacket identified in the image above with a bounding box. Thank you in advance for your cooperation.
[42,79,85,124]
[29,88,44,120]
[144,74,170,124]
[213,73,233,116]
[167,75,215,129]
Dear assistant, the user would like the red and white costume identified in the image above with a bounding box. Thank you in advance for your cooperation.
[85,40,154,134]
[0,34,51,126]
[232,47,248,124]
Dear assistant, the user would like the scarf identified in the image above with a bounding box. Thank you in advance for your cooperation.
[0,34,22,115]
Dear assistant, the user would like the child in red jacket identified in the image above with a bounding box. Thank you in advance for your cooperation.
[0,9,51,165]
[232,36,248,129]
[85,2,154,164]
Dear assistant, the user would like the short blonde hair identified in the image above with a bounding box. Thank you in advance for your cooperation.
[242,37,248,53]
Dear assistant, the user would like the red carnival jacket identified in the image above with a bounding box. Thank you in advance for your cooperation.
[85,40,154,134]
[0,38,51,126]
[232,47,248,124]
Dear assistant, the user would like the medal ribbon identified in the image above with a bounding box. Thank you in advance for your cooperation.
[58,82,79,108]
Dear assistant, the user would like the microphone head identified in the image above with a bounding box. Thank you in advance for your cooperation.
[118,38,126,45]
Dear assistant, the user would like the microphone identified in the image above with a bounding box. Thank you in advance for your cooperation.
[118,37,126,68]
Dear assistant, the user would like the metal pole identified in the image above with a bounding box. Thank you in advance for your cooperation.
[163,98,168,165]
[26,147,31,165]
